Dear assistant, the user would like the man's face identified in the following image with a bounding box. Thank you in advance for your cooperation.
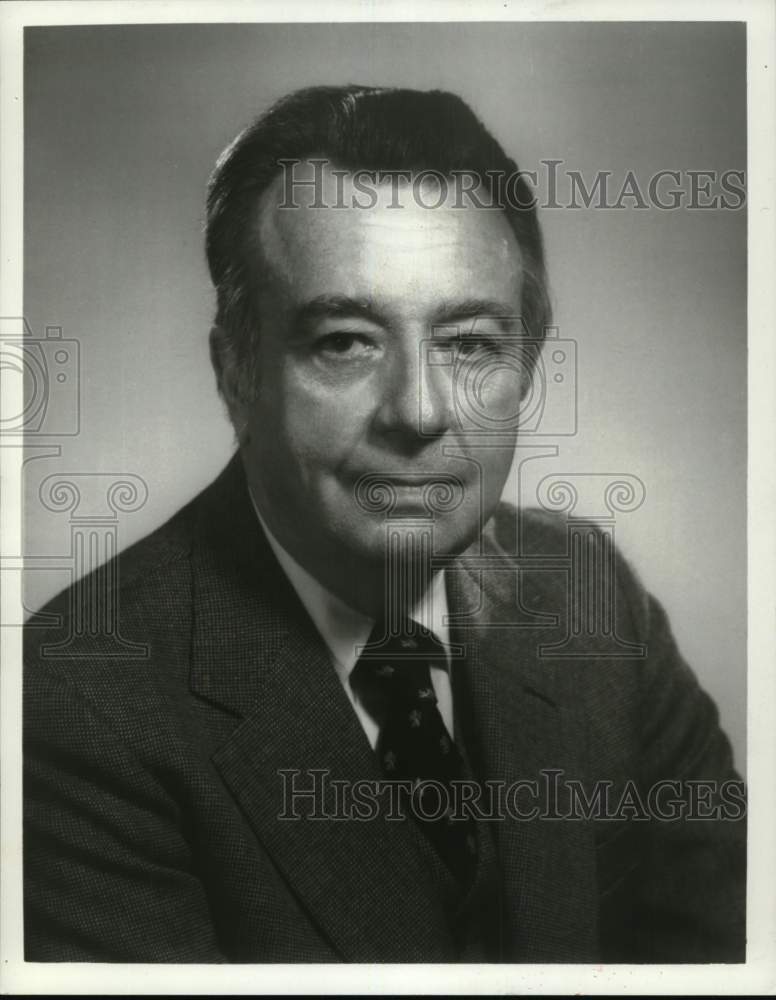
[231,164,526,594]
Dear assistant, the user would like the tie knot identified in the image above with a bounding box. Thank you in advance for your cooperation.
[362,617,447,661]
[349,618,444,725]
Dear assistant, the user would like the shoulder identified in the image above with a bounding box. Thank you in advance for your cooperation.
[485,501,573,555]
[26,489,197,641]
[26,456,248,635]
[22,461,249,768]
[482,503,738,776]
[482,501,650,636]
[22,460,244,705]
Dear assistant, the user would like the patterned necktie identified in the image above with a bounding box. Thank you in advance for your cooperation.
[349,618,477,884]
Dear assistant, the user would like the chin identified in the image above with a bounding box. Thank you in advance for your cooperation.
[339,511,479,565]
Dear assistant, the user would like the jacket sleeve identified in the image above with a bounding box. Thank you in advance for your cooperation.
[599,556,747,962]
[24,661,228,963]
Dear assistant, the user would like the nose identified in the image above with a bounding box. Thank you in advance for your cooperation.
[373,335,455,443]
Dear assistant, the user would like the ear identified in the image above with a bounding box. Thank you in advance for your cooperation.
[209,325,250,441]
[209,324,228,392]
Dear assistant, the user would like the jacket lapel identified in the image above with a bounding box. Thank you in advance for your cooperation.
[188,456,455,961]
[446,557,598,961]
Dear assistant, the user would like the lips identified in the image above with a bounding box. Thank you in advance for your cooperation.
[376,475,450,487]
[352,471,467,515]
[352,470,463,485]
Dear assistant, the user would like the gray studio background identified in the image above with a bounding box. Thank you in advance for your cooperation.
[24,22,746,770]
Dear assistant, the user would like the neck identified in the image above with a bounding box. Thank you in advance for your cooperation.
[248,493,438,621]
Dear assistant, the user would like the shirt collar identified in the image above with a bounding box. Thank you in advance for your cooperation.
[250,495,451,685]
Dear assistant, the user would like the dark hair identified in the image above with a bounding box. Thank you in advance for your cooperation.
[206,84,551,401]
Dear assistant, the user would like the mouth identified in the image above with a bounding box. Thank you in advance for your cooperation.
[378,474,450,488]
[352,472,467,515]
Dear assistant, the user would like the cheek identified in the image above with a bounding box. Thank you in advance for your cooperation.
[482,448,516,495]
[452,353,524,427]
[457,435,516,514]
[254,372,371,467]
[476,361,524,410]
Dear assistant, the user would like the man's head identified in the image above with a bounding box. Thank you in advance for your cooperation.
[205,85,551,613]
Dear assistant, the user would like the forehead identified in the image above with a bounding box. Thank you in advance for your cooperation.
[255,162,523,310]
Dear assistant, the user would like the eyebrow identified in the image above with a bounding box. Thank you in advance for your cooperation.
[292,294,520,331]
[432,298,521,329]
[293,295,390,328]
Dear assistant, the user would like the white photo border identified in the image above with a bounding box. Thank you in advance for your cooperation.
[1,0,774,994]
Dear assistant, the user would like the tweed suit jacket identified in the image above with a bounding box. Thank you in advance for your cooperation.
[24,454,746,963]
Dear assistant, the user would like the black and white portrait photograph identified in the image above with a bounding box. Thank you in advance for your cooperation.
[1,0,774,995]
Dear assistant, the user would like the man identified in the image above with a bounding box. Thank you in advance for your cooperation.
[24,85,746,963]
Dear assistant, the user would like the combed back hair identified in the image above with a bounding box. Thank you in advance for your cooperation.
[206,84,552,402]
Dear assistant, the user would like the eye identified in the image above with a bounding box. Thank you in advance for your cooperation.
[455,335,499,358]
[315,332,375,358]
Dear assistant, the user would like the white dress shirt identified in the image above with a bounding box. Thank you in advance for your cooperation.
[251,501,454,749]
